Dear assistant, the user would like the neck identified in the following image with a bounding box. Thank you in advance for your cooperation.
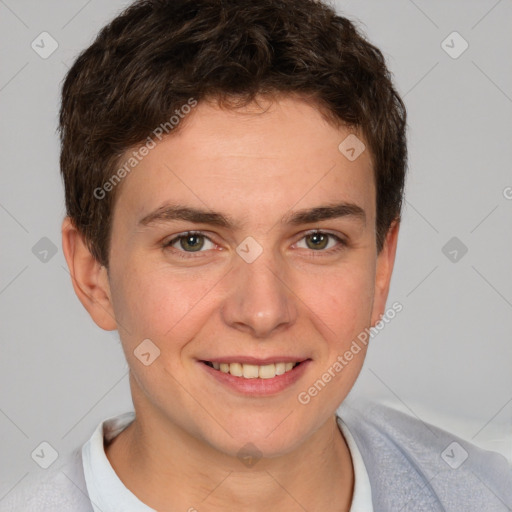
[105,382,354,512]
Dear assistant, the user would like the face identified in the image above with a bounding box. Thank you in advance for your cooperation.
[86,95,397,457]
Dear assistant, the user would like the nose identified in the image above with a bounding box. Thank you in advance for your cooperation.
[220,249,297,339]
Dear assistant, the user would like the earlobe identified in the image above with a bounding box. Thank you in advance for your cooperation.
[61,217,117,331]
[370,220,400,327]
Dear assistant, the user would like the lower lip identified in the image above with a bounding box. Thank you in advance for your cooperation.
[199,360,311,396]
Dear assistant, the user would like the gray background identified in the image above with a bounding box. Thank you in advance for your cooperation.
[1,0,511,498]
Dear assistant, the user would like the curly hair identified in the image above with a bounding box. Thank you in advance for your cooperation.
[59,0,407,266]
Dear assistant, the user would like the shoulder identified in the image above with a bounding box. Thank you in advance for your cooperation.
[0,448,93,512]
[338,397,512,511]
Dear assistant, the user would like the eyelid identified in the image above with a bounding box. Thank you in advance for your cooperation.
[163,229,347,257]
[164,229,212,243]
[300,228,345,239]
[163,230,218,249]
[293,229,347,250]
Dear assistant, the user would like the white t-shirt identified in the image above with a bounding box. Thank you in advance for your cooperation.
[3,399,510,511]
[82,412,373,512]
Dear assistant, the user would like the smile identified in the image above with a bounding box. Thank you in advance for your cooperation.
[199,358,310,396]
[203,361,300,379]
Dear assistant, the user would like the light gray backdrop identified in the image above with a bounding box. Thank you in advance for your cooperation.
[1,0,511,498]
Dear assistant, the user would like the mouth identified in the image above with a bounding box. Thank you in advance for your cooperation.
[199,358,311,396]
[201,360,303,379]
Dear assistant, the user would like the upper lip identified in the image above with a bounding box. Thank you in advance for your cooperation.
[200,356,310,365]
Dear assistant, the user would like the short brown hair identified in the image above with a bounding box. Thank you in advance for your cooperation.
[59,0,407,267]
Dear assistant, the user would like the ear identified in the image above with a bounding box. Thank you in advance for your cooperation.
[370,219,400,326]
[61,217,117,330]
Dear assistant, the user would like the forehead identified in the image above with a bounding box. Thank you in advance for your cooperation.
[113,95,375,229]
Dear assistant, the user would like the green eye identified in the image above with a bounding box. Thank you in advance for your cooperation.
[164,232,215,254]
[177,233,205,252]
[296,231,345,253]
[164,230,346,260]
[304,232,330,250]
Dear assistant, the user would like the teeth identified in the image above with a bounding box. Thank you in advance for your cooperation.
[209,361,299,379]
[243,364,259,379]
[275,362,286,375]
[230,362,243,377]
[259,364,276,379]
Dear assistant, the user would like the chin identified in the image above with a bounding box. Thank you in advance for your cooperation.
[196,412,315,461]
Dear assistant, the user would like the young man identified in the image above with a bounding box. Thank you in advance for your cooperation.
[2,0,511,511]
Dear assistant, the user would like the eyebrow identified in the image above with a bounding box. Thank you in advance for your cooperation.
[138,201,366,229]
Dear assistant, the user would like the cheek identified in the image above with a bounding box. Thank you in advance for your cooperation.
[307,261,376,343]
[109,263,222,342]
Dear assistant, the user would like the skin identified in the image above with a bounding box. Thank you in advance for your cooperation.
[62,94,399,512]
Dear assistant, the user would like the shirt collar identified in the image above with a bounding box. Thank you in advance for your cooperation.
[82,412,373,512]
[337,415,374,511]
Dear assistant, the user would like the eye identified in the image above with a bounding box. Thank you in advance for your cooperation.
[164,231,216,256]
[295,230,346,254]
[163,229,346,259]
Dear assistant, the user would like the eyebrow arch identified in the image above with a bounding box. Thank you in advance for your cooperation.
[283,202,366,226]
[139,204,239,229]
[138,201,366,229]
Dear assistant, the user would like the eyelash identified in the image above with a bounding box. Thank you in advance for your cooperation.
[163,230,347,259]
